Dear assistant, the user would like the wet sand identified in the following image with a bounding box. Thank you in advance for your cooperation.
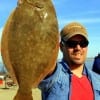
[0,87,41,100]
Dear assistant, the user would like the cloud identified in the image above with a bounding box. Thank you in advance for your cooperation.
[58,18,100,28]
[68,10,100,17]
[0,28,3,63]
[0,27,3,40]
[85,10,100,15]
[74,18,100,23]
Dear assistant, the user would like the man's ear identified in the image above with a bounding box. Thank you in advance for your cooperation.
[60,42,63,52]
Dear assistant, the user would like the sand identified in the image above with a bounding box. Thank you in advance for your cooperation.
[0,87,41,100]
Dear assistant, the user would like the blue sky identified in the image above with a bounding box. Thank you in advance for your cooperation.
[0,0,100,62]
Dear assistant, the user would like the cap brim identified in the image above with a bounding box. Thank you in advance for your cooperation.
[63,32,88,41]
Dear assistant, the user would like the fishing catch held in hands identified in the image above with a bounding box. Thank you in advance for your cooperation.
[1,0,59,100]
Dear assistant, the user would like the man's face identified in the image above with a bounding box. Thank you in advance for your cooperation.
[61,35,88,66]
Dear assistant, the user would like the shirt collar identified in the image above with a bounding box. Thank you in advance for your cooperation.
[60,59,88,76]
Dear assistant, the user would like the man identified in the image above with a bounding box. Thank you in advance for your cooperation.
[39,22,100,100]
[92,53,100,74]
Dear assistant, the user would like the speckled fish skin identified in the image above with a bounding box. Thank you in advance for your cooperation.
[1,0,59,100]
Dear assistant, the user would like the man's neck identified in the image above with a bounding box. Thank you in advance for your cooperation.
[70,64,84,78]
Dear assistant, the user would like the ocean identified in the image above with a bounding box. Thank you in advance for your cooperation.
[85,58,94,70]
[0,58,94,73]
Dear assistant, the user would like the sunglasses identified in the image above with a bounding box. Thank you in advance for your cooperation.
[62,40,89,48]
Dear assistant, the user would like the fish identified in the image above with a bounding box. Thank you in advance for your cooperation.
[1,0,59,100]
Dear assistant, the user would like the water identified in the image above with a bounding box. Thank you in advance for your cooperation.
[0,63,7,73]
[57,58,94,70]
[85,58,94,70]
[0,58,94,73]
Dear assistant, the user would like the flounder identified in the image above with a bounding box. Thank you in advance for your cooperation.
[1,0,59,100]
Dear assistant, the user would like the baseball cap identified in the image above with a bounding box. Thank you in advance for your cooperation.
[60,22,88,42]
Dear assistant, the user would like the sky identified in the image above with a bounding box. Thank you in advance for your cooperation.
[0,0,100,62]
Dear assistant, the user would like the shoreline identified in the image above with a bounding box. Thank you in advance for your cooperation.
[0,87,41,100]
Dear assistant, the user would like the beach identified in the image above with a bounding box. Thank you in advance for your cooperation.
[0,58,94,100]
[0,87,41,100]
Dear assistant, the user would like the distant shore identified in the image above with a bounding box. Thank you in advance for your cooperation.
[86,57,94,61]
